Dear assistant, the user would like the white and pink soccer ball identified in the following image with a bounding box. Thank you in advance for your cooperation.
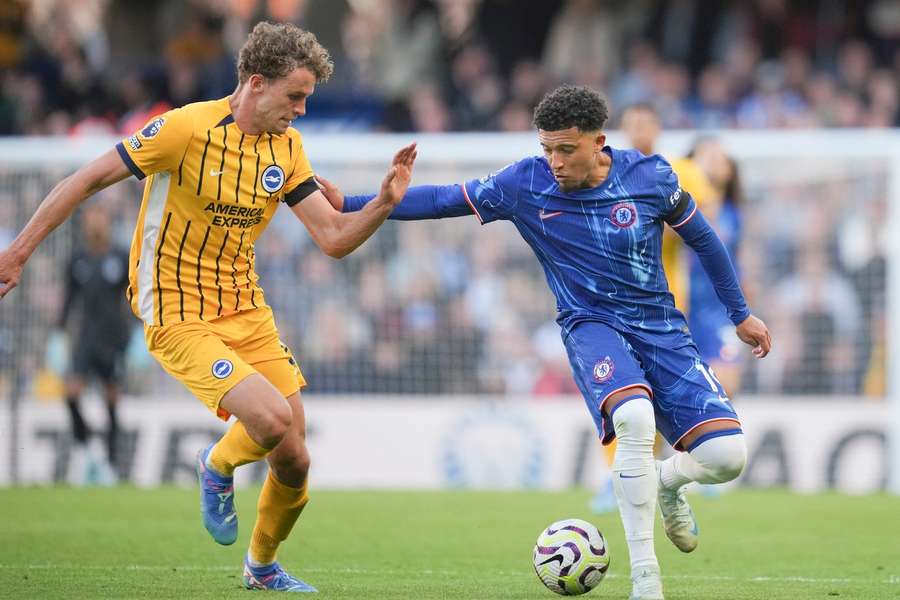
[532,518,610,595]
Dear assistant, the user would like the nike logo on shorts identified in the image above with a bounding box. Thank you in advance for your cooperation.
[210,169,225,177]
[539,209,562,220]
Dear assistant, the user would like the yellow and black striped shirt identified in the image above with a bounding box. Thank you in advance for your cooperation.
[116,97,314,326]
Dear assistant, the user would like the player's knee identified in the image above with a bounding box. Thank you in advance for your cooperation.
[610,396,655,446]
[692,433,746,483]
[256,402,293,447]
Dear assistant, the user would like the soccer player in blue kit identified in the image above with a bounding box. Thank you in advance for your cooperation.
[322,85,771,600]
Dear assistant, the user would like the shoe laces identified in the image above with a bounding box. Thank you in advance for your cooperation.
[201,466,234,495]
[256,564,306,590]
[632,566,662,593]
[660,487,690,517]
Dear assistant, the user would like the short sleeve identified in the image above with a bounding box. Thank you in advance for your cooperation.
[116,107,193,180]
[655,156,697,227]
[461,159,524,224]
[283,130,315,196]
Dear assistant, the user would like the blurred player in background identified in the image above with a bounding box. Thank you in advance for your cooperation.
[58,204,131,485]
[0,21,416,593]
[326,85,770,600]
[686,138,746,395]
[618,103,715,311]
[590,103,716,513]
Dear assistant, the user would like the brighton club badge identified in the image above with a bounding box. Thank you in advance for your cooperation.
[593,357,615,383]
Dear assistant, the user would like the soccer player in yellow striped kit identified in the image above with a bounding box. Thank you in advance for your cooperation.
[0,22,417,592]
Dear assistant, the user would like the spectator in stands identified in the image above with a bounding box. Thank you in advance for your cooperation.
[774,242,862,394]
[2,0,899,134]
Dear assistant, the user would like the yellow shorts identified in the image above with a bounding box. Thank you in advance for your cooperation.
[145,306,305,420]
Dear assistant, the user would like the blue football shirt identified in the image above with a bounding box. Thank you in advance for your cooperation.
[462,147,698,341]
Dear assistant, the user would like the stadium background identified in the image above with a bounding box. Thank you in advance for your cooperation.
[0,0,897,493]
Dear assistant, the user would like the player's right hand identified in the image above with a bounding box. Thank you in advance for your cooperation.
[0,249,24,299]
[379,143,417,207]
[735,314,771,358]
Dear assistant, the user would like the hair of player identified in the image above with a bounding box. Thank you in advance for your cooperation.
[533,85,609,132]
[688,136,745,208]
[238,21,334,84]
[722,155,745,208]
[618,102,660,124]
[621,102,658,117]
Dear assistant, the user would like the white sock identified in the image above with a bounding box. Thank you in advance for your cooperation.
[247,552,276,569]
[610,397,658,572]
[659,432,747,490]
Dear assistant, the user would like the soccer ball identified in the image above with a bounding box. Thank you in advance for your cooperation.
[532,518,610,595]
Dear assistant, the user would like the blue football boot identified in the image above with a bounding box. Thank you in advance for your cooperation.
[196,443,237,545]
[242,555,318,592]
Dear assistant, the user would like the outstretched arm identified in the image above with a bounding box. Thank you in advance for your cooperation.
[673,207,772,358]
[318,176,474,220]
[0,149,131,298]
[290,143,418,258]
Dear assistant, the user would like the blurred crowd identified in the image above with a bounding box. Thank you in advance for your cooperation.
[0,143,887,398]
[0,0,893,400]
[0,0,898,136]
[268,149,888,397]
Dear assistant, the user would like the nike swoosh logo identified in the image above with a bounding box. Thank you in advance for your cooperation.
[210,169,225,177]
[619,473,646,479]
[539,210,562,220]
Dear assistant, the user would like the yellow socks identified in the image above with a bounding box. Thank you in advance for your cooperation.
[208,421,270,476]
[604,438,617,466]
[249,471,309,565]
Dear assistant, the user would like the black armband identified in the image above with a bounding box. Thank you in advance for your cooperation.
[663,188,693,226]
[283,176,319,207]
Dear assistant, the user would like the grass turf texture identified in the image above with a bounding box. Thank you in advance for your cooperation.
[0,488,897,599]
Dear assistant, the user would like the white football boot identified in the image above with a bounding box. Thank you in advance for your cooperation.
[629,564,664,600]
[656,461,699,553]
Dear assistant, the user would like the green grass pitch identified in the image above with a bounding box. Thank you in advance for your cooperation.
[0,487,897,599]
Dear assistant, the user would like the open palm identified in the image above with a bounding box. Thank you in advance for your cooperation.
[379,143,417,206]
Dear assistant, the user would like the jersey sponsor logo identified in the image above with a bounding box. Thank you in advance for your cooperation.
[140,117,165,139]
[261,165,285,193]
[211,359,234,379]
[539,209,563,220]
[127,135,143,150]
[610,202,637,228]
[593,357,615,383]
[669,188,682,206]
[203,202,265,229]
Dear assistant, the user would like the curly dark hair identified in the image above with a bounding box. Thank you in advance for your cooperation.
[238,22,334,84]
[533,85,609,132]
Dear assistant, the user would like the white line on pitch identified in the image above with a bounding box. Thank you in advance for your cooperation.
[0,564,897,584]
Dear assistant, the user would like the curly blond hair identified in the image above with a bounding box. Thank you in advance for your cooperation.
[237,22,333,84]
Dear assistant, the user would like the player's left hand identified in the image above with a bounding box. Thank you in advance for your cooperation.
[379,142,417,207]
[735,314,771,358]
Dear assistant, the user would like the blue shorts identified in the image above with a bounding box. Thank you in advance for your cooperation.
[563,320,740,450]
